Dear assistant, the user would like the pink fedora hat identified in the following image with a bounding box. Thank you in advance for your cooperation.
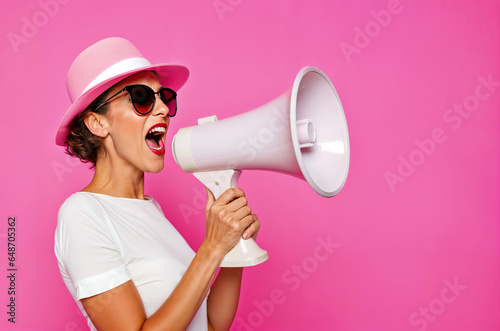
[55,37,189,146]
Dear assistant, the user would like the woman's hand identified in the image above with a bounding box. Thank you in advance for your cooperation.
[202,187,260,256]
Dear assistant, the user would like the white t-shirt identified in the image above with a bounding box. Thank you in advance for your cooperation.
[54,192,208,331]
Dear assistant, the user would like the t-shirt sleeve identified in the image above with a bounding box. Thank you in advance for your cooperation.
[54,194,131,300]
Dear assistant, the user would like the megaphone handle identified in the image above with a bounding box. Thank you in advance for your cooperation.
[193,169,269,267]
[193,169,242,200]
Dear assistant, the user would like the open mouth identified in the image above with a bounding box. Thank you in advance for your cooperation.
[145,124,166,156]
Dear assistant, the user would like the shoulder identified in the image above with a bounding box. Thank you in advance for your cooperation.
[55,193,115,254]
[57,192,107,228]
[59,192,103,214]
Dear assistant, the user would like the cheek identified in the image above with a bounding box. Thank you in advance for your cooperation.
[108,113,145,147]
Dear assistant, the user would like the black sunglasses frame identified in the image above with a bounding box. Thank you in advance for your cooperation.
[94,84,177,117]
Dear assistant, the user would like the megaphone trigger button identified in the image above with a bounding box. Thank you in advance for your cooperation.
[198,115,218,125]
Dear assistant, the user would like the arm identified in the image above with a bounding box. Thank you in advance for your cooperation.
[81,188,257,331]
[207,215,260,331]
[207,267,243,331]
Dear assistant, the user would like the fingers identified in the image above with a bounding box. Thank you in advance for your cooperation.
[243,214,260,240]
[214,206,254,233]
[206,188,250,216]
[203,187,261,253]
[205,186,216,212]
[215,188,246,206]
[227,197,251,216]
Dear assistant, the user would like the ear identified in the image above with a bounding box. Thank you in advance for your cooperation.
[84,113,109,138]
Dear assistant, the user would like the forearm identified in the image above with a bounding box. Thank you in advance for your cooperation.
[142,244,225,331]
[207,267,243,331]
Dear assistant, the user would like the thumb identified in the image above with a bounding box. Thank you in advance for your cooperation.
[205,186,216,212]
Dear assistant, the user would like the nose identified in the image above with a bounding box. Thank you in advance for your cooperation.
[151,92,169,118]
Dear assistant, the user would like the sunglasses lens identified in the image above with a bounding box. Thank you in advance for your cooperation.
[130,85,154,114]
[160,89,177,117]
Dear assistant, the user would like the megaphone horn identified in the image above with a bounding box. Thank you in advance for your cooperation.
[172,66,349,267]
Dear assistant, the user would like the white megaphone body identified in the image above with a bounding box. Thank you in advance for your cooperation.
[172,66,349,267]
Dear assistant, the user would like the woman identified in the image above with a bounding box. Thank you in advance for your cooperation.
[54,37,260,331]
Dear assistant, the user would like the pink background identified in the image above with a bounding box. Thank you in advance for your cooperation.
[1,0,499,330]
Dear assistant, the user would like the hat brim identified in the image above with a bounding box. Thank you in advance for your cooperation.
[55,63,189,146]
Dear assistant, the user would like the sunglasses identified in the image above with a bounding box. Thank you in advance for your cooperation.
[94,84,177,117]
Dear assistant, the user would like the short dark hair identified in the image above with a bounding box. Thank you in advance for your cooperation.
[64,85,115,167]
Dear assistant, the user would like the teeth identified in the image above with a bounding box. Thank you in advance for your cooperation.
[148,126,166,134]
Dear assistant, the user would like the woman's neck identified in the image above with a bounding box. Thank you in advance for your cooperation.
[81,156,146,200]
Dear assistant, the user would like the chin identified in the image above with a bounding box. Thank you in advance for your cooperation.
[144,160,165,173]
[149,165,165,174]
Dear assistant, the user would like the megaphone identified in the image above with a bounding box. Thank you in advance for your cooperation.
[172,66,349,267]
